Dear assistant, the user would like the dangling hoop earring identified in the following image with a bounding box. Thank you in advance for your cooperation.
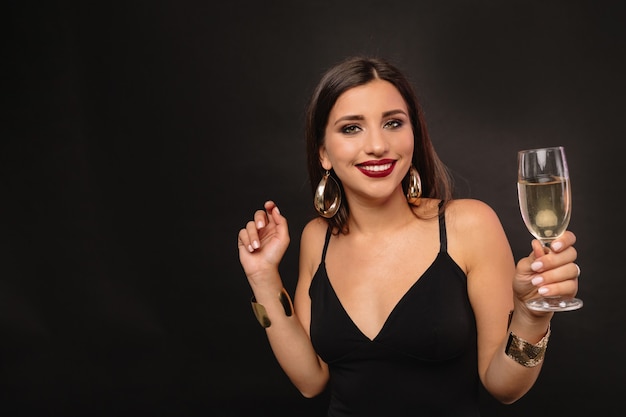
[406,165,422,205]
[314,170,341,218]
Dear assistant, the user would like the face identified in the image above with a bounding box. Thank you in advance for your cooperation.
[320,79,414,202]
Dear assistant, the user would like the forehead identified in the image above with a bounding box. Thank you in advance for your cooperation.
[331,79,407,116]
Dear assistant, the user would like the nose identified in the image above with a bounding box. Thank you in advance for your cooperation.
[364,128,388,156]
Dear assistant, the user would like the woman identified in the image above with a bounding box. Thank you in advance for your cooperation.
[237,56,579,416]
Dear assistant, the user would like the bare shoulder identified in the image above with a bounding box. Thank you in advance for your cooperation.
[444,199,511,261]
[444,198,502,229]
[301,217,328,244]
[299,217,329,278]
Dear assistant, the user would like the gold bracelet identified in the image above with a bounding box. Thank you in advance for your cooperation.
[505,325,551,367]
[250,288,294,328]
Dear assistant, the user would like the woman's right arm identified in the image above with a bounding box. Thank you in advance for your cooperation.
[237,201,329,397]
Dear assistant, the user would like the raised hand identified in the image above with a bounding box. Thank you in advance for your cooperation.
[237,200,291,285]
[513,230,580,314]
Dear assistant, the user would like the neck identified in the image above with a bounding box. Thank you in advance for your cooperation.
[345,188,417,236]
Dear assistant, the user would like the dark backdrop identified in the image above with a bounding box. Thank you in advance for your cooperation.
[4,1,625,416]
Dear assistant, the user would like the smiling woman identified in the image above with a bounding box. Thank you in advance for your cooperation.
[320,79,414,196]
[236,56,581,416]
[5,0,619,415]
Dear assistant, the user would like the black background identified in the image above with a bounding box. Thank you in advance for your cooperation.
[4,1,625,416]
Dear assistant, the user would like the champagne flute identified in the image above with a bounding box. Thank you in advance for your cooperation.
[517,146,583,312]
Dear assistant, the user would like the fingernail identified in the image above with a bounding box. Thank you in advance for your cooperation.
[274,206,280,215]
[247,245,254,252]
[531,261,543,271]
[252,240,260,249]
[531,276,544,286]
[538,287,549,295]
[257,221,264,229]
[551,241,563,251]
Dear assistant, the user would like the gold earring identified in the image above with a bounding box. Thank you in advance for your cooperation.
[314,170,341,218]
[406,165,422,205]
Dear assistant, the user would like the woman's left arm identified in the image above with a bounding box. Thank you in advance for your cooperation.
[452,199,579,404]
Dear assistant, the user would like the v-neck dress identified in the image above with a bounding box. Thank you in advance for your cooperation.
[309,209,479,416]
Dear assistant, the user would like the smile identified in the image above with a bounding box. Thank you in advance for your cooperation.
[357,161,395,178]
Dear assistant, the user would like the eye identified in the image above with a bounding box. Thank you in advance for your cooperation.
[341,124,362,135]
[384,119,403,129]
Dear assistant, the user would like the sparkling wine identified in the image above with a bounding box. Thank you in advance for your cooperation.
[517,176,571,244]
[517,146,582,311]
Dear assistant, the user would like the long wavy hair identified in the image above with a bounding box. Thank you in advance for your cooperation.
[305,56,453,234]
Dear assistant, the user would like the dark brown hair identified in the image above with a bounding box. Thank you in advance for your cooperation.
[305,56,453,234]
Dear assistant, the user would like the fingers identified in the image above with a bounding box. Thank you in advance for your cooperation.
[238,201,284,253]
[262,200,284,226]
[266,200,284,226]
[528,256,580,298]
[254,208,269,230]
[531,239,548,259]
[530,267,579,298]
[529,230,577,270]
[547,230,576,253]
[520,230,579,298]
[530,230,576,259]
[238,209,268,253]
[238,226,254,253]
[237,220,260,253]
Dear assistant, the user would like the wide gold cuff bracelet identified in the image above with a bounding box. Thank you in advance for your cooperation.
[250,288,293,328]
[505,326,551,367]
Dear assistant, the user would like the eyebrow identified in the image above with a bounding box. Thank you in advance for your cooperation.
[333,109,408,126]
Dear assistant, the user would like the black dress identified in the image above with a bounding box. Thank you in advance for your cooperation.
[309,209,480,416]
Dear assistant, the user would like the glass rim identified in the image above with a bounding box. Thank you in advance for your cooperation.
[518,145,565,154]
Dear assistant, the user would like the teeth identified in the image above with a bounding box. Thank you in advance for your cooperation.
[362,163,392,172]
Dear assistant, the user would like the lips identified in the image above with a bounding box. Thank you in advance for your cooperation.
[357,160,396,178]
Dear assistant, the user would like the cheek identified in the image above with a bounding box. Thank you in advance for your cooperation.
[323,135,358,159]
[398,133,415,156]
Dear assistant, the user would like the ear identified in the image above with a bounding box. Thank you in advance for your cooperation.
[319,145,332,171]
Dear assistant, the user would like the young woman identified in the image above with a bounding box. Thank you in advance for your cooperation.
[237,56,580,416]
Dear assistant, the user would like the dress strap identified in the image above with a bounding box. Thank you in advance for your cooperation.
[438,200,448,253]
[321,226,332,262]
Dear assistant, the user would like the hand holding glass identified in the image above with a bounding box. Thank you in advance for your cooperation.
[517,146,583,312]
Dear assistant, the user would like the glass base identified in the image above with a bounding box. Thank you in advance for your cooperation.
[526,296,583,312]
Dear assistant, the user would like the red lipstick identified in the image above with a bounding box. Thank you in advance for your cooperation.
[357,159,396,178]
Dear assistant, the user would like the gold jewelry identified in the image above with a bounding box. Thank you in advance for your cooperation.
[250,288,294,328]
[505,326,551,367]
[406,165,422,205]
[314,170,341,218]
